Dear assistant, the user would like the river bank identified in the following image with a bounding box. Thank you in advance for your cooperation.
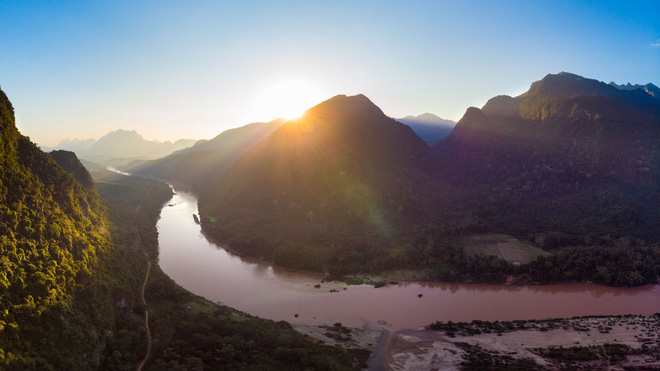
[291,314,660,370]
[385,314,660,370]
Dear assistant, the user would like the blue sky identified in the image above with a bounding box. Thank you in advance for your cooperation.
[1,0,658,146]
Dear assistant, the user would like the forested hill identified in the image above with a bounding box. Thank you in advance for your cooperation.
[0,87,114,368]
[49,149,95,189]
[198,94,448,273]
[433,72,660,242]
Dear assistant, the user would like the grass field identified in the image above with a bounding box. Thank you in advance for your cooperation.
[465,234,551,265]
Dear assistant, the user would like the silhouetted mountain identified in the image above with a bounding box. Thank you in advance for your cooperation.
[434,72,660,241]
[128,119,285,184]
[198,94,444,272]
[609,81,659,100]
[396,113,455,145]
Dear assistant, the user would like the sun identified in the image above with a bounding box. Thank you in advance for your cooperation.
[248,80,326,121]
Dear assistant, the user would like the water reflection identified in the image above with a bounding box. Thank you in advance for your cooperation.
[404,281,657,297]
[157,188,660,331]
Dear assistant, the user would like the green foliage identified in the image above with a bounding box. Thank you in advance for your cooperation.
[0,88,131,369]
[144,266,369,370]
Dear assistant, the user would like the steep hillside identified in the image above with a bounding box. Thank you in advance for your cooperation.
[49,149,95,189]
[0,88,123,368]
[128,119,284,184]
[397,113,456,145]
[434,72,660,243]
[198,94,445,273]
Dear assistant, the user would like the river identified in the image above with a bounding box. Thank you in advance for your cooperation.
[157,188,660,331]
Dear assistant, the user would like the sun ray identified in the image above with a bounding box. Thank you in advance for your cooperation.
[246,80,327,122]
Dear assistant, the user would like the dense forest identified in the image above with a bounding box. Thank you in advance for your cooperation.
[192,73,660,287]
[0,87,127,368]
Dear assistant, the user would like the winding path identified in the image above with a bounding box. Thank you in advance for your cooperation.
[134,202,153,371]
[137,259,152,371]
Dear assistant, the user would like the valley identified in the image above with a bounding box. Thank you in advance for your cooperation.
[3,1,659,369]
[1,45,659,370]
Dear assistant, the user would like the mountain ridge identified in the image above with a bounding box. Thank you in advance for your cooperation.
[53,129,196,166]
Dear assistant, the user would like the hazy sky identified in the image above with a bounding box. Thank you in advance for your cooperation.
[1,0,658,147]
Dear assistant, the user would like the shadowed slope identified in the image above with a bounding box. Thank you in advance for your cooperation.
[198,94,445,272]
[433,72,660,242]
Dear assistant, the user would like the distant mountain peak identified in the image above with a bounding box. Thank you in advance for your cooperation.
[525,72,615,98]
[306,94,385,119]
[108,129,143,138]
[609,81,659,100]
[396,113,456,145]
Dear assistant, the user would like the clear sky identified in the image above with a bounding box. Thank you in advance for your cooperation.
[1,0,658,147]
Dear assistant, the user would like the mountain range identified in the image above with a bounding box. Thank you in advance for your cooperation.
[126,119,285,184]
[396,113,456,145]
[190,72,660,278]
[2,71,659,368]
[51,129,196,166]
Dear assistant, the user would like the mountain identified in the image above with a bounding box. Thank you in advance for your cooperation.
[0,87,120,367]
[609,81,659,100]
[53,137,97,153]
[396,113,456,145]
[77,129,196,165]
[54,129,196,166]
[127,119,285,184]
[197,94,444,273]
[433,72,660,242]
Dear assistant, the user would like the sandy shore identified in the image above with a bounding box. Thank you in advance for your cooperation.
[386,315,660,370]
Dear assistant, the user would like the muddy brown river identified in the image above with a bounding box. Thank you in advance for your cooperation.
[157,188,660,331]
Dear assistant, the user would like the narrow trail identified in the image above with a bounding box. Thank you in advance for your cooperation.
[137,260,152,371]
[134,201,153,371]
